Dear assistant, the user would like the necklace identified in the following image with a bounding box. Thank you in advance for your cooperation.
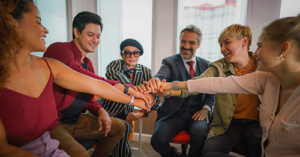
[235,58,252,76]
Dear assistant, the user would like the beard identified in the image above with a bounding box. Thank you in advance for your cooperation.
[181,47,195,60]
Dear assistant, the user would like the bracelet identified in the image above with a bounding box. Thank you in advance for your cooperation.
[166,90,172,98]
[124,84,130,94]
[172,81,179,91]
[128,96,134,106]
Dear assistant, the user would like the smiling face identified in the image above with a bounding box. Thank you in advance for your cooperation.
[18,3,49,52]
[74,23,101,54]
[253,35,281,72]
[180,31,200,60]
[219,36,247,63]
[120,46,140,68]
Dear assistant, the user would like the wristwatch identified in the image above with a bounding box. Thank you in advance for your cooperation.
[128,96,134,106]
[124,84,130,94]
[172,81,179,91]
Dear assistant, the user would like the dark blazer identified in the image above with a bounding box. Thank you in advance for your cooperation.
[154,54,215,126]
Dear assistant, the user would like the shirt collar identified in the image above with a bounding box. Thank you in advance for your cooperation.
[180,54,196,63]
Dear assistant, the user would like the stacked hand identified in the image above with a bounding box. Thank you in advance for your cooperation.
[133,78,172,97]
[126,112,144,124]
[128,88,154,111]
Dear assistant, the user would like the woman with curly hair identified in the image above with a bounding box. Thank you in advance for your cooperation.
[0,0,151,156]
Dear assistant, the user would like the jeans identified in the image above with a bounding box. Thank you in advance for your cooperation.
[201,119,262,157]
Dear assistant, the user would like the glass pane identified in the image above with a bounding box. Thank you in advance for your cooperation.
[122,0,153,69]
[177,0,248,62]
[98,0,153,76]
[280,0,300,18]
[32,0,68,57]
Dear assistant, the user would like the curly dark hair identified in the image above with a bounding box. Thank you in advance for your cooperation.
[0,0,33,90]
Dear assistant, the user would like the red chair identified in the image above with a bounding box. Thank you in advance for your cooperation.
[171,130,190,156]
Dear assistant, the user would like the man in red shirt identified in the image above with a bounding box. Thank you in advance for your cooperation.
[44,11,153,157]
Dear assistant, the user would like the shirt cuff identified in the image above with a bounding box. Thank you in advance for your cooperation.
[187,80,193,93]
[125,82,133,87]
[139,110,148,117]
[202,105,211,112]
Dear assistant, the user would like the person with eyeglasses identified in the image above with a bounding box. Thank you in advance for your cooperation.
[96,38,160,157]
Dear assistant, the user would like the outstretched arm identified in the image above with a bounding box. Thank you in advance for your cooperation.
[46,58,151,111]
[0,119,38,157]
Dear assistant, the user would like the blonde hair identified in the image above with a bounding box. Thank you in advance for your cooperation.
[261,14,300,51]
[218,24,252,50]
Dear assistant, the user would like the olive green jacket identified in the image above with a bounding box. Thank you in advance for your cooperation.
[181,52,261,140]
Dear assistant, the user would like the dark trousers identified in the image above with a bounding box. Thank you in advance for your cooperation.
[151,113,210,157]
[201,119,262,157]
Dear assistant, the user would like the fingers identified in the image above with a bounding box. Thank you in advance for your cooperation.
[149,80,155,93]
[141,94,150,108]
[155,78,161,89]
[136,86,143,93]
[98,120,103,131]
[102,121,111,137]
[143,82,152,92]
[140,85,148,93]
[126,114,133,124]
[206,116,209,124]
[132,86,138,91]
[160,79,167,92]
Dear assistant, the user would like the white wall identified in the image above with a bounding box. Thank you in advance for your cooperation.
[246,0,281,52]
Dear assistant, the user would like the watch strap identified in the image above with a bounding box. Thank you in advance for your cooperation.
[124,84,130,94]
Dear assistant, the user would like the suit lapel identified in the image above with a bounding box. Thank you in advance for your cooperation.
[195,57,204,76]
[175,54,189,81]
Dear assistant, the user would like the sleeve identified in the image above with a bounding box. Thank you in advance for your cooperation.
[180,66,219,98]
[44,43,118,86]
[139,67,160,117]
[105,60,131,84]
[85,97,102,116]
[154,59,172,81]
[187,71,270,95]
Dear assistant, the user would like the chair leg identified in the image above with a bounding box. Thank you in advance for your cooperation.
[181,144,188,156]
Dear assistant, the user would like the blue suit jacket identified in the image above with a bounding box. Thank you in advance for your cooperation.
[154,54,215,126]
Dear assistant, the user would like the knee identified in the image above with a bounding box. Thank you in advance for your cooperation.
[190,125,208,140]
[151,133,167,149]
[110,118,126,136]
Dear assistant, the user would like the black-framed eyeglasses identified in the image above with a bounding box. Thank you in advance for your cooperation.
[122,50,141,58]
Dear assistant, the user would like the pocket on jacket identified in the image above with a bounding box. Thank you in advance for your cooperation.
[274,119,300,144]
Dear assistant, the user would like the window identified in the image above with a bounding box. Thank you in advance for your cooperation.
[280,0,300,18]
[32,0,68,57]
[97,0,153,76]
[177,0,248,62]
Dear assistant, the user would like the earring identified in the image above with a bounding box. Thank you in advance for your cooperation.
[280,54,285,61]
[242,46,245,49]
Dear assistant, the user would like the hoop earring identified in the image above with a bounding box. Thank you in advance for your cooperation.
[280,54,285,61]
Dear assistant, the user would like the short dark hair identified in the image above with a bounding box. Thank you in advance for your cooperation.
[72,11,103,39]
